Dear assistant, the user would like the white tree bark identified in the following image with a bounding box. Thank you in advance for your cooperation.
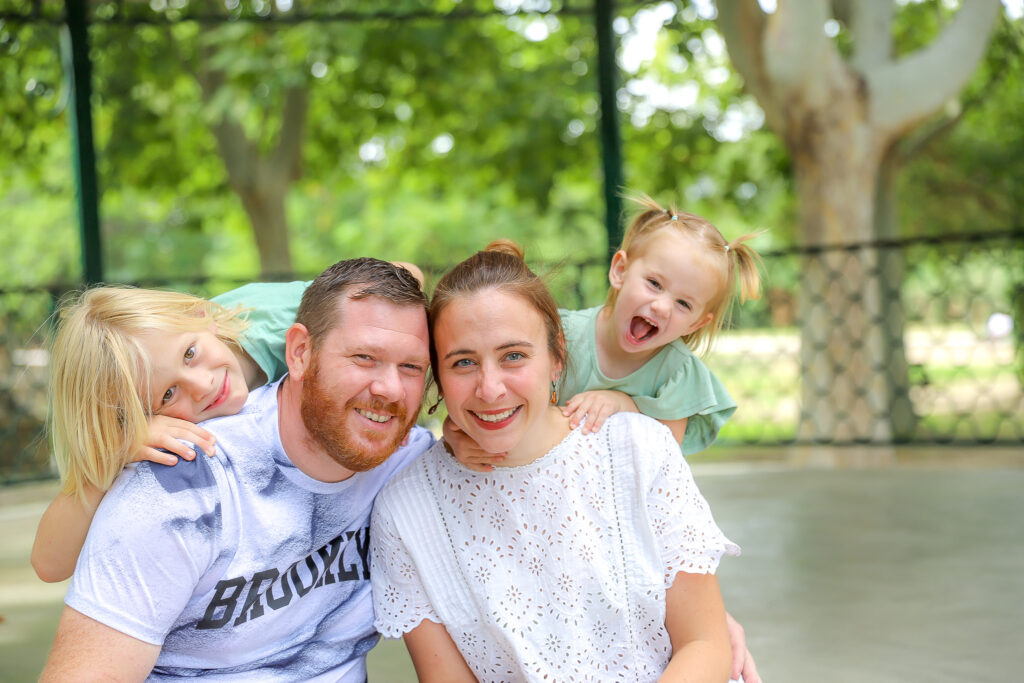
[715,0,1001,441]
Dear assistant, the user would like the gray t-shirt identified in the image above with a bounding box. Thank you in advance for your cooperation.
[66,380,434,681]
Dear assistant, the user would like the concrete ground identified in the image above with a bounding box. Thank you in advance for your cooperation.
[2,446,1022,682]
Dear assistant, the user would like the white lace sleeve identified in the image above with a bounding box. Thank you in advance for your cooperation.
[642,423,740,582]
[370,493,442,638]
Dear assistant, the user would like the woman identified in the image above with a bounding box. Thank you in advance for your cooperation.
[370,241,739,681]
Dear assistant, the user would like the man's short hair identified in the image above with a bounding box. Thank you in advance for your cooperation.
[296,258,427,347]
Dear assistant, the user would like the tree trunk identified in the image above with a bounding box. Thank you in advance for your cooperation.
[236,181,293,279]
[786,84,894,441]
[874,148,916,440]
[715,0,1000,444]
[195,47,307,279]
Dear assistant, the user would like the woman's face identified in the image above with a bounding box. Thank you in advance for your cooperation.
[433,289,561,456]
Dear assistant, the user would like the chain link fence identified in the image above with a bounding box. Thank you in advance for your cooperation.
[2,231,1021,484]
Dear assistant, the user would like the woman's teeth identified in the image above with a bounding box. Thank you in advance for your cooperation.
[473,407,518,422]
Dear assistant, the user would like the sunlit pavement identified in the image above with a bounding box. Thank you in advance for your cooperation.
[692,446,1024,683]
[4,447,1022,682]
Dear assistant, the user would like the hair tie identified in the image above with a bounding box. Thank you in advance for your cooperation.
[723,244,730,252]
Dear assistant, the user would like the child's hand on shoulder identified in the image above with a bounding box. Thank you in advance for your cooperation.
[135,415,217,466]
[442,417,505,472]
[561,390,638,434]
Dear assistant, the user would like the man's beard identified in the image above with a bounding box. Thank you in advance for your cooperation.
[299,356,414,472]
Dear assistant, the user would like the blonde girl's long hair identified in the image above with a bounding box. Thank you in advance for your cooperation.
[607,194,764,356]
[48,286,248,501]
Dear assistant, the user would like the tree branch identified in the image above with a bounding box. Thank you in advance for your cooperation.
[194,42,257,192]
[848,0,892,73]
[273,85,308,184]
[867,0,1001,138]
[896,22,1015,164]
[715,0,783,129]
[762,0,834,106]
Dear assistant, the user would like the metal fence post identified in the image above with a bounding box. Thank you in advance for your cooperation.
[594,0,624,263]
[63,0,103,285]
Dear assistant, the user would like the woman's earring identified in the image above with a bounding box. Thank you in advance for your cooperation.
[427,395,443,415]
[550,381,558,405]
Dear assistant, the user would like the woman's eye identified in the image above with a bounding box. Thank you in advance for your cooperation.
[504,352,525,362]
[184,345,196,362]
[452,358,475,368]
[161,387,176,405]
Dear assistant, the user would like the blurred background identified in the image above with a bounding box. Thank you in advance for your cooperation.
[1,0,1022,680]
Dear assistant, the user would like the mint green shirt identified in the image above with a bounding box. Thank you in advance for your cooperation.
[558,307,736,455]
[213,281,310,384]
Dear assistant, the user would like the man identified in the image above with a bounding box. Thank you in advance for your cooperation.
[41,259,432,681]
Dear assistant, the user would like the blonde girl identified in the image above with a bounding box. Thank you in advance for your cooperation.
[560,194,763,448]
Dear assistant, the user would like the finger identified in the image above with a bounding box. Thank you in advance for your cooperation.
[138,447,178,467]
[589,405,615,433]
[180,422,215,443]
[463,462,495,473]
[168,422,216,447]
[166,430,215,456]
[731,649,745,681]
[156,436,197,461]
[189,434,217,456]
[568,401,592,428]
[741,651,761,683]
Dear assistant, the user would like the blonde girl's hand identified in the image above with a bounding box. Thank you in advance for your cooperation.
[561,390,637,434]
[134,415,217,466]
[442,416,505,472]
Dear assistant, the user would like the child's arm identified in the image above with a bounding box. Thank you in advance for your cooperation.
[31,416,218,583]
[562,390,688,443]
[31,484,103,582]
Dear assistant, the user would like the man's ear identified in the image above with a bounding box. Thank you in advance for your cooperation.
[608,250,629,291]
[285,323,313,381]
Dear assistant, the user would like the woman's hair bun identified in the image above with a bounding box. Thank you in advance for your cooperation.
[484,238,525,261]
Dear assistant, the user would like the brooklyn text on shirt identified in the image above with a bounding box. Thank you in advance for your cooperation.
[197,527,371,630]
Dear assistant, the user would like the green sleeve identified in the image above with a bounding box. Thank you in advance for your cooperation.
[213,281,310,384]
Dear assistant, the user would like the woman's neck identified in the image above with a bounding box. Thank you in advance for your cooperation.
[498,406,573,468]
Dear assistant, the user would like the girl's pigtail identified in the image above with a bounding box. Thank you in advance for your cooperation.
[727,232,765,304]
